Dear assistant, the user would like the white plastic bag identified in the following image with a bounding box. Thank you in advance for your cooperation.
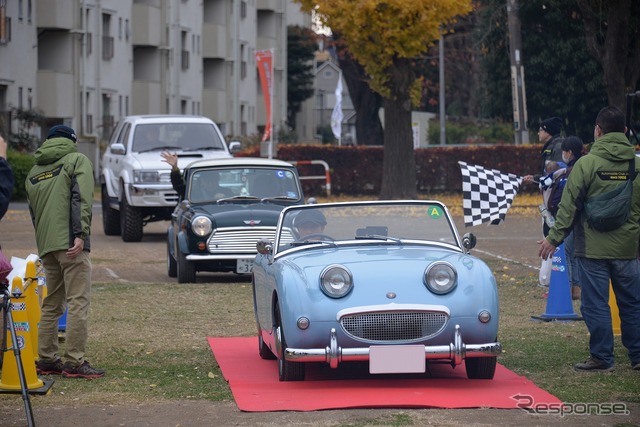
[538,256,552,287]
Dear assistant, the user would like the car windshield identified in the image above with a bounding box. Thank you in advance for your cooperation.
[274,201,460,254]
[132,123,225,153]
[187,167,301,203]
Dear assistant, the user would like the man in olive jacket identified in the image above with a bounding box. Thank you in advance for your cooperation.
[25,125,105,378]
[539,107,640,372]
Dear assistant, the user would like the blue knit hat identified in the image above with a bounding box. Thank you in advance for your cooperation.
[47,125,77,143]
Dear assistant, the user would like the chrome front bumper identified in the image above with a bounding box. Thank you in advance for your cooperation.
[277,325,501,369]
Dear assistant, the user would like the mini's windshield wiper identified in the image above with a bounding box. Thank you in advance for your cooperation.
[137,145,182,153]
[261,196,299,203]
[216,195,260,203]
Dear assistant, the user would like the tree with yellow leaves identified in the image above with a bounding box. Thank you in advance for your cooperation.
[296,0,472,198]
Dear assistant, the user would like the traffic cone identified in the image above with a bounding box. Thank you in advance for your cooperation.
[609,282,621,336]
[23,261,41,361]
[0,276,53,394]
[532,243,583,322]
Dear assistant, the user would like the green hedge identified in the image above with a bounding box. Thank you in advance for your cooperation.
[238,144,542,197]
[6,150,35,201]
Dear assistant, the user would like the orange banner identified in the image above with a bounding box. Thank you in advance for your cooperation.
[255,50,273,142]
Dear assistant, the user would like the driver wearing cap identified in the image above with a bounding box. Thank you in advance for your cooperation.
[293,209,327,238]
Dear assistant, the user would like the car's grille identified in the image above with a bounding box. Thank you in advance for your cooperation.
[340,311,448,342]
[207,227,276,253]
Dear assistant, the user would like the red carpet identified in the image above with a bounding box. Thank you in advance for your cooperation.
[207,337,562,412]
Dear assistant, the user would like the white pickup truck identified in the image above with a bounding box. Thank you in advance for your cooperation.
[100,115,239,242]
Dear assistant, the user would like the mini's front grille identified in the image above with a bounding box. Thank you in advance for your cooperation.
[207,227,276,253]
[340,311,448,342]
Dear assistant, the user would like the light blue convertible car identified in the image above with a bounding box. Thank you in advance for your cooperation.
[252,200,502,381]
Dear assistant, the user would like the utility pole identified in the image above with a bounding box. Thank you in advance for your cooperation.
[507,0,529,144]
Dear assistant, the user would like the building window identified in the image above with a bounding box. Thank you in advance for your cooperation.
[18,87,23,109]
[27,0,31,23]
[17,0,22,21]
[85,32,93,56]
[118,17,122,39]
[102,13,114,60]
[102,35,114,60]
[241,1,246,19]
[0,13,11,44]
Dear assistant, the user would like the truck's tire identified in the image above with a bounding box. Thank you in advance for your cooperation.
[120,196,144,242]
[102,185,121,236]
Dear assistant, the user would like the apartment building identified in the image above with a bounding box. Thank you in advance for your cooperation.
[0,0,309,164]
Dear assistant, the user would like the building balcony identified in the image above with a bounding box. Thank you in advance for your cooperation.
[202,23,227,59]
[203,88,228,122]
[36,70,74,117]
[132,80,162,114]
[36,0,75,30]
[132,3,162,47]
[257,36,277,51]
[256,0,280,12]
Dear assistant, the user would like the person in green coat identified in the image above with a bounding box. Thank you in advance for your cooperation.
[25,125,105,379]
[539,107,640,373]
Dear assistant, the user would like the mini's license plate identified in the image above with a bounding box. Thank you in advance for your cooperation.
[369,345,425,374]
[236,258,253,274]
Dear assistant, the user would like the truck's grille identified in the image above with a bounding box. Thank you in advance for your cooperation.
[207,227,277,253]
[340,311,448,342]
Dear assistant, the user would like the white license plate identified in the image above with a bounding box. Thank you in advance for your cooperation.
[369,345,425,374]
[236,258,254,274]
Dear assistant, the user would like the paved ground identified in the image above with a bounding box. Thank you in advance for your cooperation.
[1,204,638,426]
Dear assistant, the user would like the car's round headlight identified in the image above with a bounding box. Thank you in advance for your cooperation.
[191,216,212,236]
[424,262,457,294]
[320,264,353,298]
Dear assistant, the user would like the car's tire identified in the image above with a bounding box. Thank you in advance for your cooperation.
[102,185,121,236]
[465,356,497,379]
[177,248,196,283]
[120,195,144,242]
[167,237,177,278]
[258,333,276,360]
[276,303,305,381]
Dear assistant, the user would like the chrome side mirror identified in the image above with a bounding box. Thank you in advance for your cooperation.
[462,232,477,252]
[110,143,126,155]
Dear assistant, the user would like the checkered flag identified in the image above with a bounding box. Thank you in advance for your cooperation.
[459,161,522,227]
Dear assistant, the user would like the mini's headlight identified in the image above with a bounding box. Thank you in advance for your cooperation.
[424,262,457,294]
[191,216,212,236]
[320,264,353,298]
[133,170,160,183]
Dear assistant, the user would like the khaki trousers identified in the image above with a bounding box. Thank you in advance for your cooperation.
[39,250,92,366]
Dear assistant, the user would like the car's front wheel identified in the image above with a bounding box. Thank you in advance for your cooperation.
[177,248,196,283]
[275,302,305,381]
[120,195,144,242]
[102,185,121,236]
[167,236,177,278]
[465,356,497,379]
[258,333,276,360]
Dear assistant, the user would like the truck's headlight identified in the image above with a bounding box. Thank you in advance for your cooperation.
[191,216,212,236]
[133,170,160,183]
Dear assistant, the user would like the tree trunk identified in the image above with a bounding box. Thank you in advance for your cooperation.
[335,39,384,146]
[380,59,417,199]
[577,0,640,110]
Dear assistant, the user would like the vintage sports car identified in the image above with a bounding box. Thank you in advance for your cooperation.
[167,158,304,283]
[252,201,502,381]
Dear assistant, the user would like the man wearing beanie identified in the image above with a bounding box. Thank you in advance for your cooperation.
[524,116,565,185]
[26,125,105,378]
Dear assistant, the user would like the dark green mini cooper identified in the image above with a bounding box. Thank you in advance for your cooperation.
[167,158,305,283]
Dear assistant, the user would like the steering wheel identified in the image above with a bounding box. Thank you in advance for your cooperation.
[297,233,334,242]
